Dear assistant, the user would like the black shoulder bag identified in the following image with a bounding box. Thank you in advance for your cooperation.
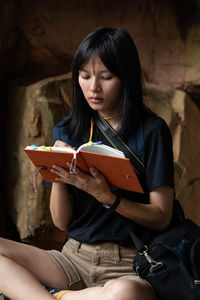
[95,114,200,300]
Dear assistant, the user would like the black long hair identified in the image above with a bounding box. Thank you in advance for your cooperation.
[69,27,145,139]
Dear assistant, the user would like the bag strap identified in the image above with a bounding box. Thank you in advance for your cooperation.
[94,113,146,186]
[94,113,147,251]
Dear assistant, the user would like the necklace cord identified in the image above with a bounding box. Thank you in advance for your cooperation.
[89,118,94,142]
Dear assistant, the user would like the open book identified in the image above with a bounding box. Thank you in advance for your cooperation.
[24,142,144,193]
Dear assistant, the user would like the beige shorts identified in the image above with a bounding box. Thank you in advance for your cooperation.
[46,238,149,290]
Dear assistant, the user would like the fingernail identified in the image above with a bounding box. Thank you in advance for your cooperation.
[89,167,95,174]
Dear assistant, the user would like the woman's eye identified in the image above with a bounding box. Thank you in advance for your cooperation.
[81,75,90,79]
[102,76,112,80]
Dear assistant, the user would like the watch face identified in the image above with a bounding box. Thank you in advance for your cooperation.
[102,204,111,209]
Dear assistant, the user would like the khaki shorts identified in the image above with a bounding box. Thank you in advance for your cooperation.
[46,238,149,290]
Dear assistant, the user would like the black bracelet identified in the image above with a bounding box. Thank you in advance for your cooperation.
[103,193,121,211]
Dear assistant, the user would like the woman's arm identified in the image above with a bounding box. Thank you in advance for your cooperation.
[87,168,174,231]
[49,183,73,231]
[113,186,174,231]
[49,140,74,231]
[50,164,174,232]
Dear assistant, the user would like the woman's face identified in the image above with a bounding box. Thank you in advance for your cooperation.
[78,56,121,118]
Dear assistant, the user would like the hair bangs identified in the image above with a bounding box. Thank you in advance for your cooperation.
[74,29,122,79]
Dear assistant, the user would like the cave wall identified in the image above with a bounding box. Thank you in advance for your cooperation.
[4,0,200,91]
[1,0,200,247]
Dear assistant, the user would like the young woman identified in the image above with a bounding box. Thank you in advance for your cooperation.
[0,27,175,300]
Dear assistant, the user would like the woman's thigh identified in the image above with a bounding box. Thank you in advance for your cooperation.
[0,237,68,289]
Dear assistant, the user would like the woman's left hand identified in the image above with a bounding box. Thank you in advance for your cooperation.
[51,164,115,205]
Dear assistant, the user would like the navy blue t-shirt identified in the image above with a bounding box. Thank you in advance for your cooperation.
[53,111,174,246]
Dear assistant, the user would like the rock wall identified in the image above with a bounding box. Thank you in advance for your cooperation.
[6,73,71,248]
[144,83,200,224]
[5,1,200,93]
[1,1,200,91]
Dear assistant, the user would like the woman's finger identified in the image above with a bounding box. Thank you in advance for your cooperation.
[51,165,69,172]
[53,140,73,148]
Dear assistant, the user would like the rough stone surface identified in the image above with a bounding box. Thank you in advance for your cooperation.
[145,82,200,223]
[1,1,200,91]
[6,73,71,248]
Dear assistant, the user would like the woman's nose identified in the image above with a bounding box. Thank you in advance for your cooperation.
[90,77,100,92]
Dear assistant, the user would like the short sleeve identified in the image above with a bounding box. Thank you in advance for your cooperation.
[144,118,174,191]
[52,117,70,144]
[53,125,61,143]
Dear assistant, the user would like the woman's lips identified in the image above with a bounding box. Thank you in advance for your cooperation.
[89,97,103,103]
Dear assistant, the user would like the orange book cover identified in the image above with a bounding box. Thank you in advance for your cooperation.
[24,148,88,183]
[24,146,144,193]
[80,151,144,193]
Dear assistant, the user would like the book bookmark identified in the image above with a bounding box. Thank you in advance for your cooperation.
[69,141,102,173]
[33,166,47,192]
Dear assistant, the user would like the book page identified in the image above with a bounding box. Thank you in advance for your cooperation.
[81,144,125,158]
[51,146,76,153]
[25,145,76,154]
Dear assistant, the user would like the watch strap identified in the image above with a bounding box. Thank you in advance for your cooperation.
[103,193,121,211]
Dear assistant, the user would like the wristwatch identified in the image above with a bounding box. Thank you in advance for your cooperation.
[102,193,121,211]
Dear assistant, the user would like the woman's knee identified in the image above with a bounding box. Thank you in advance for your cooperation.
[0,238,13,257]
[0,237,23,260]
[103,278,156,300]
